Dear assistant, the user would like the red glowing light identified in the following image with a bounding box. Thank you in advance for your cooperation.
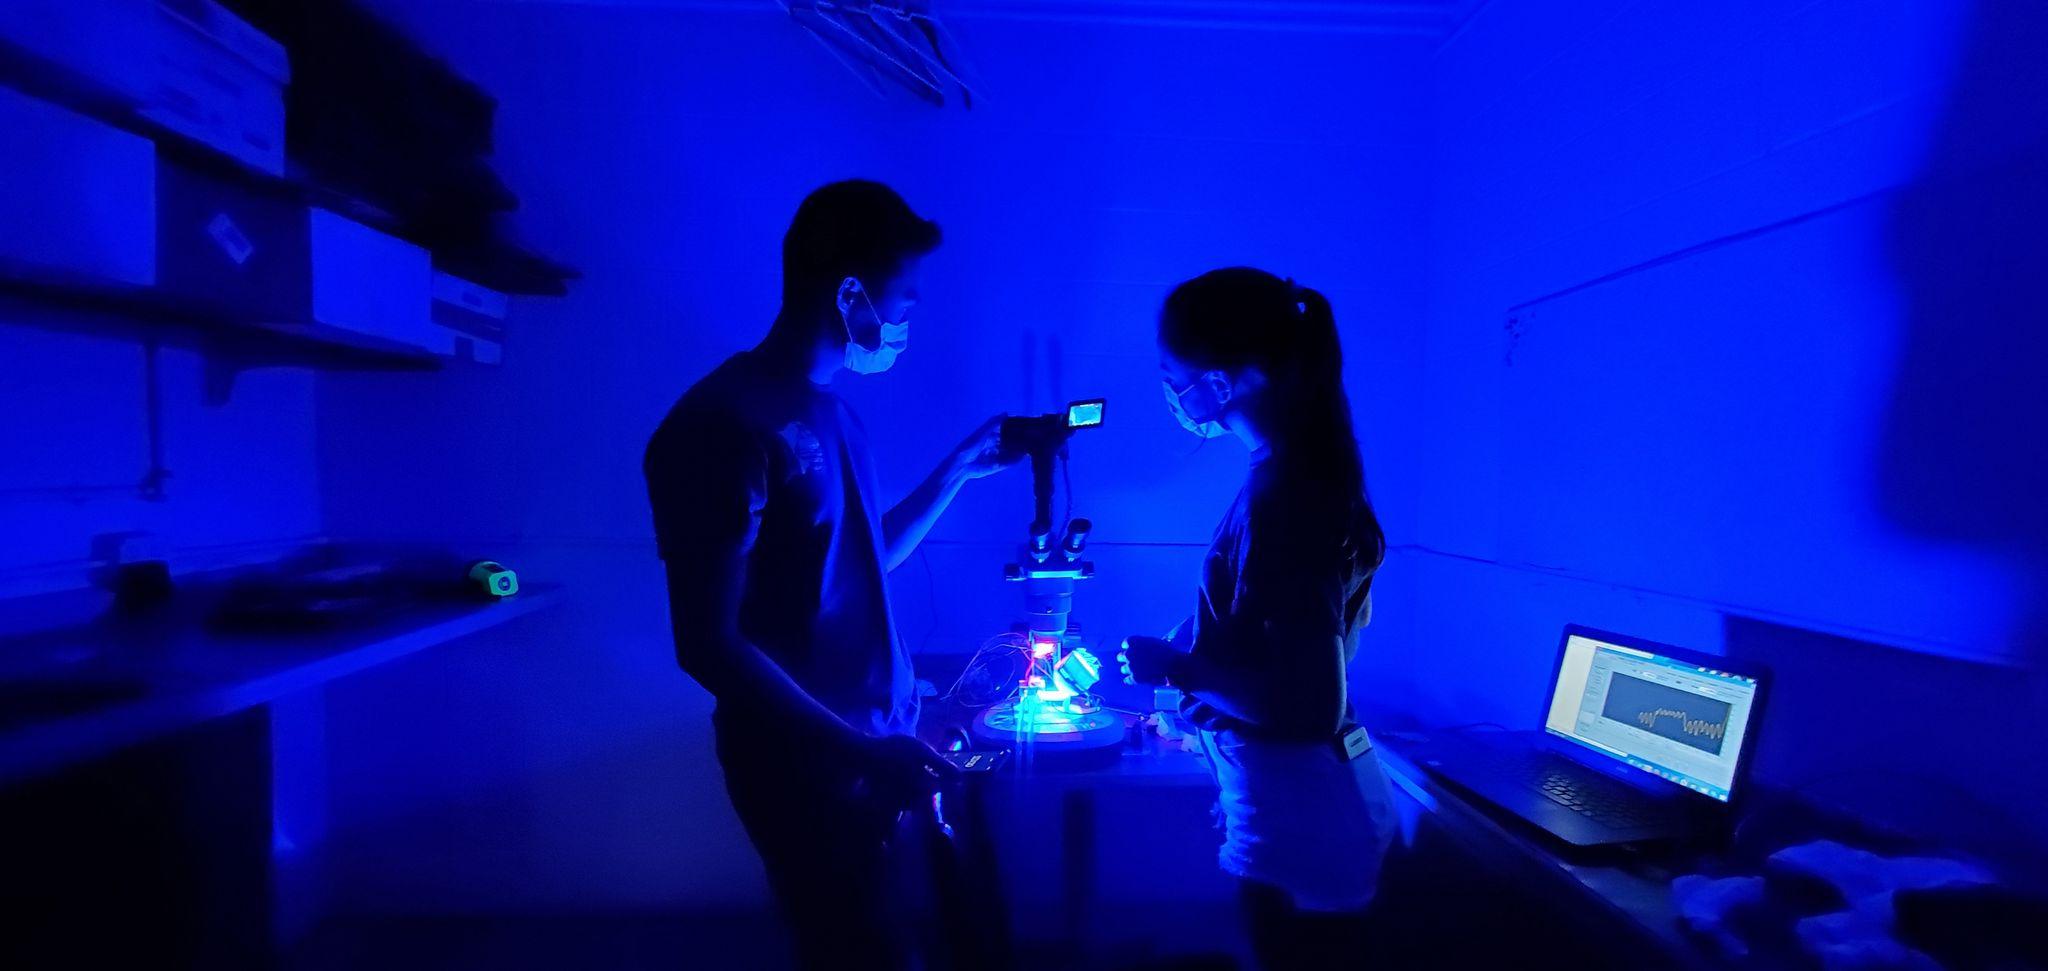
[1031,638,1058,659]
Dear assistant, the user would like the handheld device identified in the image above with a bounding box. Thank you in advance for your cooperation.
[943,749,1011,773]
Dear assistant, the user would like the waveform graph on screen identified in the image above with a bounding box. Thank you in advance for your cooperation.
[1599,674,1731,754]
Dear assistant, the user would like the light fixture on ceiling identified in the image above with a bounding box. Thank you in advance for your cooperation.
[779,0,981,107]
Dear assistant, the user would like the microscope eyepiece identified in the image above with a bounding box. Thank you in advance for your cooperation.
[1061,518,1093,554]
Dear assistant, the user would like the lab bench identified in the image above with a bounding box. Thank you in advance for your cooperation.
[0,568,562,966]
[915,670,1731,969]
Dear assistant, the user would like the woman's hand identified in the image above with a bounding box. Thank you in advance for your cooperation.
[950,415,1015,481]
[1118,635,1181,686]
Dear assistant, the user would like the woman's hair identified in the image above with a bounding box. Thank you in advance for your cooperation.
[1159,267,1386,567]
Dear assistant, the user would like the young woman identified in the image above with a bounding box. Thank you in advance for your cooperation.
[1118,267,1399,970]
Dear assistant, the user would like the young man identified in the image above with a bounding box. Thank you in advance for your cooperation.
[643,180,1010,969]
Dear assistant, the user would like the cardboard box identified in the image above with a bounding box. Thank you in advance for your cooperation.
[144,0,290,174]
[157,157,433,350]
[0,2,162,107]
[0,0,289,174]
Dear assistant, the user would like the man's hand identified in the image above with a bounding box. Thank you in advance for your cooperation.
[1119,635,1182,686]
[883,414,1016,571]
[860,734,959,811]
[950,415,1015,481]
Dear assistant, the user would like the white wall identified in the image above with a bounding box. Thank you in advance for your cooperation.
[1406,0,2048,867]
[0,318,322,598]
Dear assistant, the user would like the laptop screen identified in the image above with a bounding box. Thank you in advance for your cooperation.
[1543,632,1761,802]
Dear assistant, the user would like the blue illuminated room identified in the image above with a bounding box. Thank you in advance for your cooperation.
[4,1,2047,968]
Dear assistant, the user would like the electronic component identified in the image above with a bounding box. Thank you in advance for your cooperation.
[1056,646,1102,693]
[998,398,1106,566]
[1066,398,1105,428]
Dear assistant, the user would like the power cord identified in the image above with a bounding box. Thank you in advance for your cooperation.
[1060,448,1074,533]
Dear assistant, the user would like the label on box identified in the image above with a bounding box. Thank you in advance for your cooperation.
[206,212,253,264]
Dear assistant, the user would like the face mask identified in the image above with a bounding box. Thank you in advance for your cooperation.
[843,282,910,375]
[1163,376,1229,439]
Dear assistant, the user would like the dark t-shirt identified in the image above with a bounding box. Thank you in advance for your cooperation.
[643,351,913,736]
[1178,449,1379,741]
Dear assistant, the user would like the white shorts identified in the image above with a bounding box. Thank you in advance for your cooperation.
[1198,728,1400,912]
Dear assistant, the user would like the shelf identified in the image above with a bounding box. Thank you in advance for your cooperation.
[0,257,442,384]
[0,582,565,787]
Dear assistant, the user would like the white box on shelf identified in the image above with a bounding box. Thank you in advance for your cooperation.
[143,0,290,175]
[432,272,510,322]
[0,87,157,286]
[309,209,434,351]
[0,2,162,107]
[157,0,289,80]
[429,271,508,361]
[0,0,289,175]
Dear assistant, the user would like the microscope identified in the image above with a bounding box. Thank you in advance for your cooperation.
[966,398,1126,756]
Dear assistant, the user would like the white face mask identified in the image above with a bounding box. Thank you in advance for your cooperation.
[843,282,910,375]
[1163,376,1228,439]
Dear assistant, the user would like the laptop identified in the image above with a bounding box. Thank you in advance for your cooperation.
[1414,625,1768,848]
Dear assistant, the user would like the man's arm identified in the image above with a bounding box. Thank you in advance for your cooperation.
[664,546,865,755]
[882,415,1009,571]
[650,407,866,751]
[664,540,957,803]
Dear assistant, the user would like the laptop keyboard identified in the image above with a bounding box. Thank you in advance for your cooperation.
[1495,749,1660,829]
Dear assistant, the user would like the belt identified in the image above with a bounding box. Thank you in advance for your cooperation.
[1203,724,1375,759]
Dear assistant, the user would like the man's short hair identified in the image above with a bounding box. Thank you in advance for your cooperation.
[782,180,942,300]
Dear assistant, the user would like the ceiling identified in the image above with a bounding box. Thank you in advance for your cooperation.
[480,0,1488,41]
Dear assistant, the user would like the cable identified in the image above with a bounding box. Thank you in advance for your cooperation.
[942,632,1030,709]
[942,634,1020,696]
[1060,447,1074,532]
[1438,721,1516,734]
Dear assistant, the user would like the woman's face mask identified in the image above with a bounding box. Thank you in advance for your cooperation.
[1163,374,1230,439]
[843,280,910,375]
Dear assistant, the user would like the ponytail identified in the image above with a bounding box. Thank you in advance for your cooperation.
[1282,284,1385,569]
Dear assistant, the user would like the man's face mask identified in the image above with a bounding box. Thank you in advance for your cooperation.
[842,279,910,375]
[1163,373,1229,439]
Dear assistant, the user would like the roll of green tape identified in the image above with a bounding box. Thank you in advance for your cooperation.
[468,560,519,597]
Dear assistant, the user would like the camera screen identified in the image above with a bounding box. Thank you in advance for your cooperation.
[1066,399,1105,428]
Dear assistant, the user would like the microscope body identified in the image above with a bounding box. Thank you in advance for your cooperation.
[980,400,1121,748]
[995,398,1105,642]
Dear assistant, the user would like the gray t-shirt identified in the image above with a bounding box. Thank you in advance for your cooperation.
[1178,448,1379,742]
[644,351,913,735]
